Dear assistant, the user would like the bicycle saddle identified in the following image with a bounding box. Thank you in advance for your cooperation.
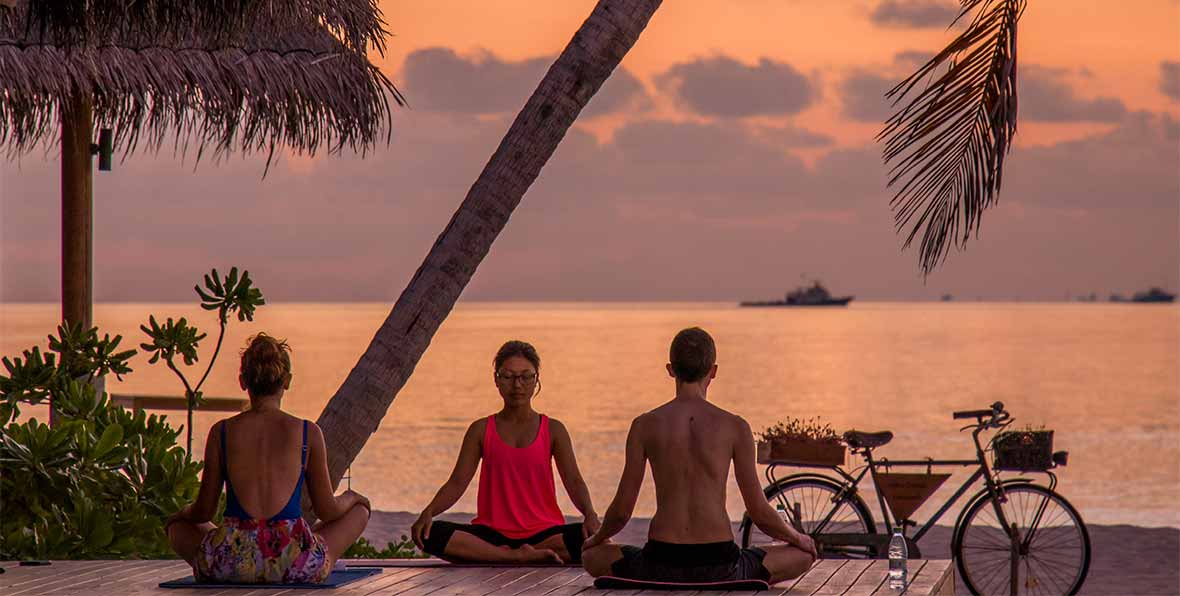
[843,430,894,449]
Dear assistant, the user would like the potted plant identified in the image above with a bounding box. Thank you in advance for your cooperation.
[756,417,845,466]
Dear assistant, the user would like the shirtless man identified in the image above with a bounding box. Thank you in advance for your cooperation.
[581,327,818,584]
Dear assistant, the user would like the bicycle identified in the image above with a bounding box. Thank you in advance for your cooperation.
[738,402,1091,595]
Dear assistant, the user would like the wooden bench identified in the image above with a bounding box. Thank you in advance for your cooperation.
[0,558,954,594]
[109,394,249,413]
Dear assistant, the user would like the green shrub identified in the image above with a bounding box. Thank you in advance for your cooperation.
[0,266,260,559]
[0,321,135,426]
[0,381,201,558]
[342,536,426,559]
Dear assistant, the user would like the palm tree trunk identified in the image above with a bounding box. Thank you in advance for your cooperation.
[313,0,664,489]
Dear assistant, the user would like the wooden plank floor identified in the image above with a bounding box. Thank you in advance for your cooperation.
[0,559,952,595]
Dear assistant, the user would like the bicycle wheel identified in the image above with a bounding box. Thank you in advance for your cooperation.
[954,483,1091,595]
[740,476,877,557]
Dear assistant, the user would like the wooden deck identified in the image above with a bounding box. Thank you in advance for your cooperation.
[0,559,953,595]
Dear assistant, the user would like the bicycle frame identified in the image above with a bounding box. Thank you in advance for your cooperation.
[872,455,985,541]
[764,417,1022,545]
[764,456,987,547]
[760,408,1075,596]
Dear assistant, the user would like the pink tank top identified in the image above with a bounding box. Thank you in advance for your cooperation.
[471,414,565,538]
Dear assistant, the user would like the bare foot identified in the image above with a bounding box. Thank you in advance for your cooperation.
[516,544,563,564]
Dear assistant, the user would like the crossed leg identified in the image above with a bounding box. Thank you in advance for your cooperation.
[759,543,816,584]
[581,543,624,577]
[437,530,563,564]
[166,504,369,572]
[167,520,217,566]
[583,542,813,584]
[530,532,579,563]
[311,502,371,568]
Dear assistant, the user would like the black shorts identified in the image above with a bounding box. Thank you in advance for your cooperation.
[421,520,585,563]
[610,540,770,583]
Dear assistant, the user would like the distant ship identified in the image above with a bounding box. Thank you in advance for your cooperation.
[1131,287,1176,303]
[740,281,853,307]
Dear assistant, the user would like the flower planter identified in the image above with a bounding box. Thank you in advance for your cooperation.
[757,438,845,466]
[993,430,1053,471]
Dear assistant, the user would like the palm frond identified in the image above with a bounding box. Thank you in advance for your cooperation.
[878,0,1025,275]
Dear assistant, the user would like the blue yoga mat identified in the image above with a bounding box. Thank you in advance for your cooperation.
[159,567,382,589]
[593,575,771,591]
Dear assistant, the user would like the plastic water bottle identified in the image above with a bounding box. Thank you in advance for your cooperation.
[776,503,796,546]
[888,528,908,590]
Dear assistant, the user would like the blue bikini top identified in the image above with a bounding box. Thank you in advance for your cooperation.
[220,420,308,521]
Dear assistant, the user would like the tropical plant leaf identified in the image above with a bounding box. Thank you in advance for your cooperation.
[879,0,1024,275]
[195,267,266,323]
[138,316,206,368]
[94,423,123,458]
[0,346,57,407]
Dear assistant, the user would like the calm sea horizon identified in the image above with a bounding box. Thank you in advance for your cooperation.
[3,301,1177,528]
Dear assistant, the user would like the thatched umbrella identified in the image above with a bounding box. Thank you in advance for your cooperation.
[0,0,401,332]
[7,0,387,54]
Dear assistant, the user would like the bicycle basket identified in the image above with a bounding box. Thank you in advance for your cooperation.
[992,430,1054,471]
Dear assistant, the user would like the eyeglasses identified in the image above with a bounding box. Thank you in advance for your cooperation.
[495,371,538,385]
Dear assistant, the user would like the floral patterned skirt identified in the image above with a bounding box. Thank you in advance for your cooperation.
[196,517,330,584]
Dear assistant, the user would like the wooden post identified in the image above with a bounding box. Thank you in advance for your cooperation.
[57,93,93,425]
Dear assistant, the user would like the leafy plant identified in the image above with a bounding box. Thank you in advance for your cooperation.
[0,323,135,425]
[139,266,265,453]
[757,417,842,445]
[0,380,202,558]
[342,535,426,559]
[0,268,260,559]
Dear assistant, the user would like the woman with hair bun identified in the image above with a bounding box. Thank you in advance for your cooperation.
[166,333,371,584]
[411,340,599,564]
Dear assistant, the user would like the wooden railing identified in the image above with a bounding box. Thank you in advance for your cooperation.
[109,394,249,413]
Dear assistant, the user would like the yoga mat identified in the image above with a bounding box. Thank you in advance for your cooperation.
[345,558,580,568]
[593,575,771,591]
[159,567,382,589]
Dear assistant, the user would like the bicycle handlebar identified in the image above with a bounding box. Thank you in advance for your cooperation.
[953,409,993,419]
[952,401,1007,422]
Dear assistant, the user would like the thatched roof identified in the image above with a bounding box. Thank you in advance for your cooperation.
[8,0,387,54]
[0,0,402,164]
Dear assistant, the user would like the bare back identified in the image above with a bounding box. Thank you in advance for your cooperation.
[219,411,306,519]
[642,398,742,543]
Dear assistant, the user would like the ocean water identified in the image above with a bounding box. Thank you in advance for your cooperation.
[3,302,1177,527]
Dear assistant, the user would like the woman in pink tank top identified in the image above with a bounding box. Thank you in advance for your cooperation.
[410,340,600,564]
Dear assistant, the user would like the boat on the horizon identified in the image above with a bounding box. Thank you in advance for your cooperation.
[740,281,853,307]
[1130,287,1176,303]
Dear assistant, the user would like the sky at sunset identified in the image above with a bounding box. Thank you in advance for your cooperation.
[1,0,1177,302]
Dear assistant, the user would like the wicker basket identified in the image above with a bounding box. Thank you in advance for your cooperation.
[993,430,1054,471]
[757,438,845,466]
